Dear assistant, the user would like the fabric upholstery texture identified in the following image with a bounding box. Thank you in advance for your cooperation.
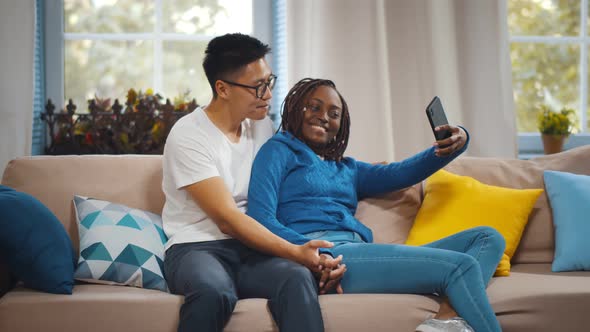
[2,265,590,332]
[355,184,422,244]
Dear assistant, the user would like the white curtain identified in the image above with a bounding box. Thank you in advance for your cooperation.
[287,0,517,161]
[0,0,35,171]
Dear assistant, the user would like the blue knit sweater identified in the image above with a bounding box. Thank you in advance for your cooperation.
[246,131,469,247]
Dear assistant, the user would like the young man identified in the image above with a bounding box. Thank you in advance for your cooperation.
[162,33,343,332]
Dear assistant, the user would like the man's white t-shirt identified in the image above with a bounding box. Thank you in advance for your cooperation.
[162,107,274,250]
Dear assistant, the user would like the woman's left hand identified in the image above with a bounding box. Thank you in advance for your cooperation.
[433,125,467,157]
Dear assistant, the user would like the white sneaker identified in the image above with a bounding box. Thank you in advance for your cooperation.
[415,317,475,332]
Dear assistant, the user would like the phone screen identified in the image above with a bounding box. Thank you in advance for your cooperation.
[426,96,451,141]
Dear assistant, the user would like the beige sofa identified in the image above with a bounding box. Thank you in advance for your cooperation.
[1,146,589,332]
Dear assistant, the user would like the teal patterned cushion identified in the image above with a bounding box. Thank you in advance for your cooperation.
[73,196,168,292]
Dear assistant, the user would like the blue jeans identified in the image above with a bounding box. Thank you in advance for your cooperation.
[305,226,505,332]
[164,239,324,332]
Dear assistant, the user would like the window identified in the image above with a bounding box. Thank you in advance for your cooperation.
[509,0,590,156]
[45,0,282,116]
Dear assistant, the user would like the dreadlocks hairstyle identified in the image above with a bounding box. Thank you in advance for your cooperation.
[203,33,271,97]
[279,78,351,162]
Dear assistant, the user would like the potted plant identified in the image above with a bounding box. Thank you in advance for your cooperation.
[537,105,577,154]
[41,88,198,155]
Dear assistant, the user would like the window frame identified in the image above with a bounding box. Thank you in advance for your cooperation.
[510,0,590,157]
[44,0,276,112]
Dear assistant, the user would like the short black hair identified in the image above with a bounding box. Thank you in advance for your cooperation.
[203,33,271,98]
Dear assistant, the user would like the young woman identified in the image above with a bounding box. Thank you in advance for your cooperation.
[247,78,505,332]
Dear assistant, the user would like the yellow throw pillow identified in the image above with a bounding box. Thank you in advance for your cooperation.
[405,170,543,276]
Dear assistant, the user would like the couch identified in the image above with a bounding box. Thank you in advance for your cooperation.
[0,145,589,332]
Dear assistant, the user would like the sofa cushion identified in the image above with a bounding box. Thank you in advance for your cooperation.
[355,184,422,244]
[2,268,590,332]
[0,285,181,332]
[0,185,75,294]
[0,284,441,332]
[1,155,166,255]
[543,170,590,272]
[73,196,168,292]
[487,263,590,332]
[405,170,543,276]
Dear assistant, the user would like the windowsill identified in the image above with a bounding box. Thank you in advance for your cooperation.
[518,133,590,160]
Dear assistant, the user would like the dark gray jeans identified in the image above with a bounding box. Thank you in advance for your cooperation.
[164,239,324,332]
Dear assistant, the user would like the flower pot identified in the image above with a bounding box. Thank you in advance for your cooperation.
[541,134,568,154]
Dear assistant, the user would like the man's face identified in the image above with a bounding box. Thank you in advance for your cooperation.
[225,58,273,121]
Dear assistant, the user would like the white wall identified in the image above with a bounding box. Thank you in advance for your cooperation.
[0,0,35,172]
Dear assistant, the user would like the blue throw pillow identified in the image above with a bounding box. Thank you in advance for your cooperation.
[0,185,75,294]
[73,196,168,292]
[544,170,590,272]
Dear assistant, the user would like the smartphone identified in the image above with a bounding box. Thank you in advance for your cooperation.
[426,96,452,141]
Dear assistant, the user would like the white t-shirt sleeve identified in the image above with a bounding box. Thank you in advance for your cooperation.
[166,131,220,190]
[252,116,275,152]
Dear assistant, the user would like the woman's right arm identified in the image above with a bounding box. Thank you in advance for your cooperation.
[248,140,345,293]
[247,141,316,246]
[355,126,470,199]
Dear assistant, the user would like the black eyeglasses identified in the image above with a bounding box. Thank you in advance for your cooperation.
[221,74,277,99]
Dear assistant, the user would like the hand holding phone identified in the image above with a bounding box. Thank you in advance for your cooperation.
[425,96,452,141]
[425,96,469,156]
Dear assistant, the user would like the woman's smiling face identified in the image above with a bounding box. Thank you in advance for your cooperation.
[300,85,343,151]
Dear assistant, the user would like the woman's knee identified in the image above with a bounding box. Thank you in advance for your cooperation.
[473,226,506,252]
[453,252,479,275]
